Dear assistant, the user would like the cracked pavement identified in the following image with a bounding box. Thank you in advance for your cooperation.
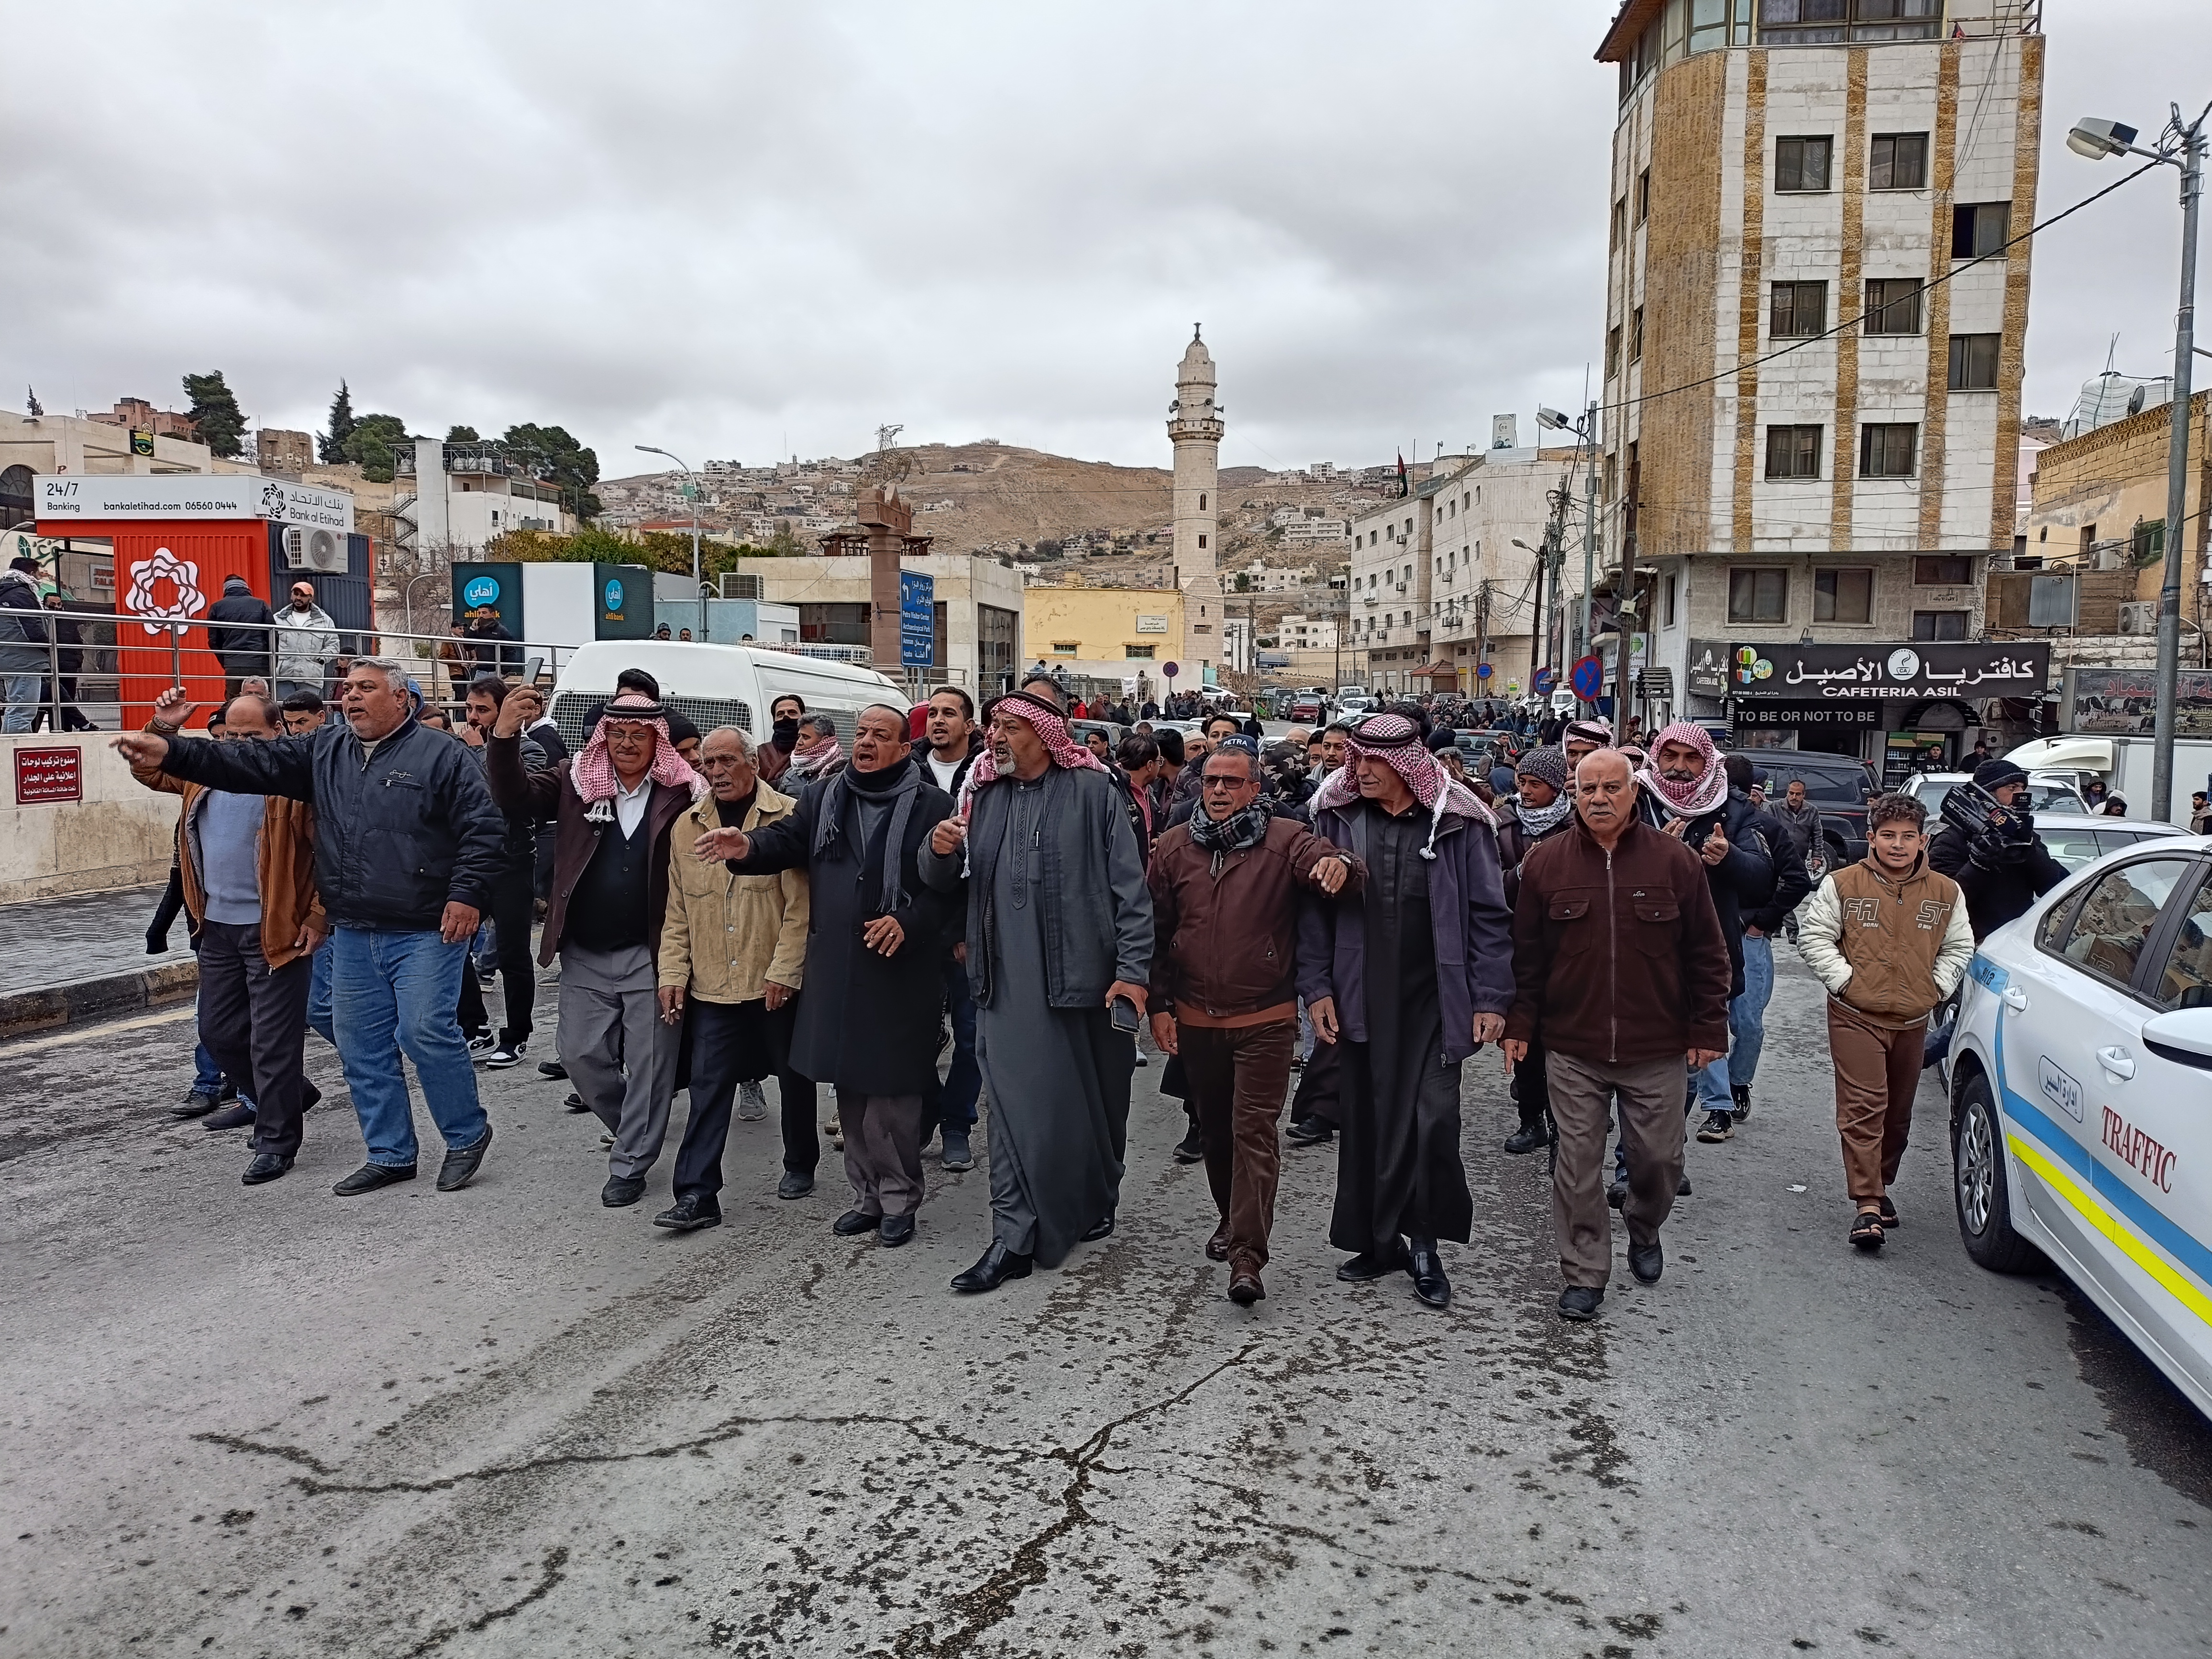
[3,948,2210,1657]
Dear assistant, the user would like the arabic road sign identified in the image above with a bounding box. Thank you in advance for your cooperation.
[1723,641,2050,700]
[1532,667,1556,696]
[1569,655,1604,700]
[899,570,935,668]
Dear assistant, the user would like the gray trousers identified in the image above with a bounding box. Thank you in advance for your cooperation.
[835,1089,923,1218]
[559,942,682,1180]
[1547,1049,1686,1290]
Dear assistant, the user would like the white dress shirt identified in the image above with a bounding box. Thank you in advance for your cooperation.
[613,772,652,838]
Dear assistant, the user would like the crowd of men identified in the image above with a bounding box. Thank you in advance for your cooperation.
[113,657,2064,1320]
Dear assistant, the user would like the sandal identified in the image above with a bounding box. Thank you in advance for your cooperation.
[1877,1196,1900,1228]
[1849,1208,1885,1251]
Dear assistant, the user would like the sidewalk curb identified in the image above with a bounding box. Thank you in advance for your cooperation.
[0,960,199,1039]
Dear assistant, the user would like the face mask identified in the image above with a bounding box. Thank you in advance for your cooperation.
[772,718,800,749]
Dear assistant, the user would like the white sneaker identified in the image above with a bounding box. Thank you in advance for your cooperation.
[466,1033,498,1059]
[737,1080,768,1121]
[484,1039,528,1069]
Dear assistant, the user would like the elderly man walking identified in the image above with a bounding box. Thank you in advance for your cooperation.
[488,687,703,1207]
[920,689,1153,1293]
[127,689,325,1185]
[1302,710,1514,1310]
[698,705,958,1245]
[1148,741,1357,1304]
[1506,750,1732,1321]
[114,660,505,1196]
[654,727,814,1230]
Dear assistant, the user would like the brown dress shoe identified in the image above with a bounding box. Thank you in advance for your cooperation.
[1205,1221,1231,1262]
[1227,1269,1265,1305]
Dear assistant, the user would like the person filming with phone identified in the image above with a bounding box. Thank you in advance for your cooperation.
[1143,738,1360,1307]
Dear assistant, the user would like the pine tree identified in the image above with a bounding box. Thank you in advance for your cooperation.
[181,371,246,458]
[320,380,356,464]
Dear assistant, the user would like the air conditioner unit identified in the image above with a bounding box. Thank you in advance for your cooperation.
[2118,601,2157,636]
[2090,539,2129,572]
[282,523,346,573]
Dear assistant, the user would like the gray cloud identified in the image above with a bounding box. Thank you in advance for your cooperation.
[1,1,2200,475]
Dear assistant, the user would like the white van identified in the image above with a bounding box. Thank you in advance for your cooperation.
[545,641,910,753]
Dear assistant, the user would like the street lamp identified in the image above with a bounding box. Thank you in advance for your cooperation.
[635,443,706,642]
[2069,104,2205,821]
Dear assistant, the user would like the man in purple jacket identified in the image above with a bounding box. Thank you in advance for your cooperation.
[1299,712,1514,1310]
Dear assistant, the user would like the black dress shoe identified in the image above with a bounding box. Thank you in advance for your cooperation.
[1502,1120,1547,1156]
[1558,1285,1605,1322]
[242,1152,292,1185]
[1629,1239,1664,1285]
[832,1208,882,1236]
[1335,1242,1410,1283]
[1285,1117,1335,1146]
[563,1092,590,1114]
[1606,1178,1629,1210]
[1080,1212,1115,1242]
[950,1240,1032,1293]
[1172,1125,1206,1164]
[539,1059,569,1080]
[653,1193,722,1231]
[333,1161,416,1196]
[777,1170,815,1200]
[1205,1222,1231,1262]
[879,1213,916,1247]
[1407,1238,1451,1308]
[438,1128,492,1192]
[174,1090,220,1119]
[203,1102,256,1133]
[1678,1172,1692,1197]
[301,1081,322,1113]
[602,1173,647,1207]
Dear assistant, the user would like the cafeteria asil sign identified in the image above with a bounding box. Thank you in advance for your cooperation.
[33,475,354,532]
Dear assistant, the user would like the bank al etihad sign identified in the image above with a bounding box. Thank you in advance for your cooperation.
[1690,640,2052,702]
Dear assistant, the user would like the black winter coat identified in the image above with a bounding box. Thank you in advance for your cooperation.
[1929,820,2067,940]
[1742,801,1814,935]
[1638,787,1776,997]
[159,716,507,931]
[205,586,276,670]
[733,769,957,1095]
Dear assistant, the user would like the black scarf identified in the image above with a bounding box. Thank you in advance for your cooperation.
[819,762,920,913]
[1188,800,1272,873]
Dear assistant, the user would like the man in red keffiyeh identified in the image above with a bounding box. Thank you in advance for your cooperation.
[920,689,1152,1294]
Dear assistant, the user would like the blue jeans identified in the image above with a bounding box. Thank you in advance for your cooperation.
[193,1040,257,1108]
[2,673,43,733]
[922,957,980,1135]
[307,946,334,1045]
[330,926,487,1168]
[1696,931,1775,1111]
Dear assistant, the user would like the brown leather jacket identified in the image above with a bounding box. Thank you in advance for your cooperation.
[1145,815,1362,1023]
[130,730,325,969]
[1505,815,1731,1065]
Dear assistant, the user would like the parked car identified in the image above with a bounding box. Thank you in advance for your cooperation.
[1903,771,2089,821]
[1733,750,1876,868]
[2031,816,2193,872]
[1945,831,2212,1418]
[1286,694,1328,724]
[1337,694,1376,719]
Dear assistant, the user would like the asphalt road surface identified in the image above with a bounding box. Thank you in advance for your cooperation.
[4,944,2209,1658]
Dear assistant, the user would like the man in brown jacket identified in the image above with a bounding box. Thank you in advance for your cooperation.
[1147,741,1358,1305]
[130,689,325,1185]
[1504,749,1731,1321]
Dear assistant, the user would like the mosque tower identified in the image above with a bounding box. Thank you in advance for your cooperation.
[1168,326,1225,679]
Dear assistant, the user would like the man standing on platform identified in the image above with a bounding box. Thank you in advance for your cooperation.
[1302,711,1514,1310]
[920,690,1152,1294]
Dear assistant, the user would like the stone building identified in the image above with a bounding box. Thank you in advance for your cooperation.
[1169,329,1224,682]
[1594,0,2044,772]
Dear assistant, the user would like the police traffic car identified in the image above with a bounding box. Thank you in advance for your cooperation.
[1947,832,2212,1417]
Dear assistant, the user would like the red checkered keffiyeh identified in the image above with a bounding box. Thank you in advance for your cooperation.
[570,694,706,821]
[1639,719,1729,818]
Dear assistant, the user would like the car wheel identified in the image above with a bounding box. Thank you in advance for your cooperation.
[1952,1070,2045,1274]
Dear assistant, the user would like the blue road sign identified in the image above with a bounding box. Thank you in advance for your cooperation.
[1533,666,1556,696]
[899,570,935,668]
[1570,655,1604,699]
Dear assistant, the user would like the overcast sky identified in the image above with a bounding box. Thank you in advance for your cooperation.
[4,1,2205,477]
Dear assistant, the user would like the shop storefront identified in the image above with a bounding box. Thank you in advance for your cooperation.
[1692,639,2051,774]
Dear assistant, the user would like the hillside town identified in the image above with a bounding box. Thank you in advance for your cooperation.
[6,4,2212,1657]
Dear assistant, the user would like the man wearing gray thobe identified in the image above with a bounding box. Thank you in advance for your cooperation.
[921,690,1152,1294]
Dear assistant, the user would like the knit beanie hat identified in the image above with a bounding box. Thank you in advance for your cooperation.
[1974,758,2029,792]
[1515,745,1571,795]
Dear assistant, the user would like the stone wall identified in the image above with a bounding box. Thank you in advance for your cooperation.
[0,734,180,904]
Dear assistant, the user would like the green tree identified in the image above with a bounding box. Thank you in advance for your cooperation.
[501,422,601,521]
[446,424,480,443]
[181,371,246,458]
[320,380,356,463]
[343,412,411,482]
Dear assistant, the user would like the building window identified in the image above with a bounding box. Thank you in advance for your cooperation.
[1606,324,1622,379]
[1051,641,1080,657]
[1197,534,1207,549]
[1198,493,1206,509]
[1663,571,1679,627]
[1631,306,1645,362]
[1953,201,2011,259]
[1124,645,1155,660]
[1869,132,1929,190]
[1948,333,2002,390]
[798,602,871,646]
[1814,567,1874,624]
[1611,197,1627,249]
[1764,424,1824,480]
[1774,135,1833,192]
[1770,280,1828,338]
[1914,554,1974,586]
[1729,567,1790,624]
[1637,167,1651,223]
[1913,609,1969,641]
[2134,520,2168,563]
[1760,0,1940,44]
[1863,277,1923,336]
[1859,423,1919,478]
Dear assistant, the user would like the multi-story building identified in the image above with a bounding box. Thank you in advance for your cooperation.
[1279,612,1338,651]
[1429,444,1582,697]
[1348,491,1431,695]
[393,437,576,561]
[1023,580,1184,698]
[751,550,1026,696]
[1595,0,2046,774]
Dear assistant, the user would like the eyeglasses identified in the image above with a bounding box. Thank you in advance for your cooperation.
[1201,775,1253,789]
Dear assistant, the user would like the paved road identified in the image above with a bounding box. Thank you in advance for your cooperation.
[0,885,169,996]
[3,945,2208,1658]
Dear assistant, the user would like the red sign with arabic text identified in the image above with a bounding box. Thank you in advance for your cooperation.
[15,746,83,805]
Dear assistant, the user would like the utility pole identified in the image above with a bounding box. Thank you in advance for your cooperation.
[1580,402,1599,684]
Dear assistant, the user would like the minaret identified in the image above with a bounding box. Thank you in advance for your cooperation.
[1169,325,1225,678]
